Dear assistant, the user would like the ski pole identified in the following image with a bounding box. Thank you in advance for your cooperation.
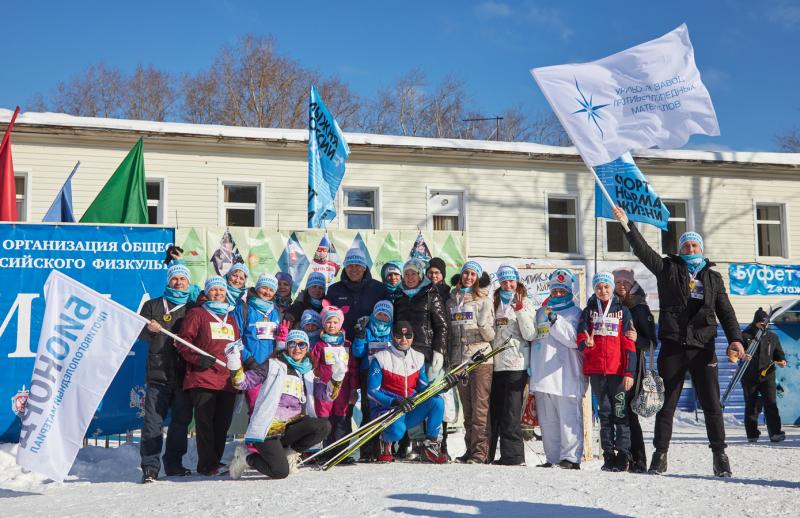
[158,327,226,367]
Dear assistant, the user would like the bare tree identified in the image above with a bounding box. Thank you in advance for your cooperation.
[775,128,800,152]
[527,111,571,146]
[126,65,177,121]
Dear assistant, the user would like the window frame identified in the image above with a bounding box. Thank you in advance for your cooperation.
[13,171,31,222]
[604,219,633,255]
[659,199,693,255]
[753,201,789,259]
[145,177,167,225]
[339,186,381,230]
[218,179,263,227]
[545,192,581,257]
[426,188,467,231]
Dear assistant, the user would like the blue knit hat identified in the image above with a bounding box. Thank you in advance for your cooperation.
[204,276,227,293]
[496,264,519,283]
[286,329,310,346]
[167,263,191,283]
[306,271,327,289]
[255,273,278,291]
[461,260,483,277]
[227,262,250,280]
[300,309,322,329]
[592,271,615,290]
[343,247,369,269]
[549,268,574,293]
[372,300,394,320]
[679,231,704,252]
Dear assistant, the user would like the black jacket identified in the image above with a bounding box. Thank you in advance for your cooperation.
[326,269,389,339]
[741,326,785,381]
[625,224,742,350]
[393,282,449,362]
[433,282,451,305]
[284,289,321,325]
[139,297,191,386]
[622,285,657,352]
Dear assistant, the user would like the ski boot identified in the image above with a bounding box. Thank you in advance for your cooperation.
[612,452,630,473]
[601,452,616,472]
[141,468,158,484]
[421,438,448,464]
[713,451,732,477]
[648,451,667,475]
[378,440,394,463]
[228,444,250,480]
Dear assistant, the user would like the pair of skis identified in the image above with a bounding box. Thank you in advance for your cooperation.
[300,341,511,471]
[721,307,775,407]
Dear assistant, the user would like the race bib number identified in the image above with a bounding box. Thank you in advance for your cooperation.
[255,321,277,340]
[536,323,550,337]
[689,279,705,300]
[282,375,304,401]
[592,316,619,337]
[324,347,349,365]
[368,341,390,355]
[451,311,474,326]
[495,317,509,328]
[209,322,235,341]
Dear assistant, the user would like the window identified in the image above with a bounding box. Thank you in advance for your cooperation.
[756,203,785,257]
[146,180,164,225]
[342,188,377,229]
[14,174,27,221]
[222,183,260,227]
[429,191,464,231]
[661,201,688,255]
[606,221,628,252]
[547,196,578,253]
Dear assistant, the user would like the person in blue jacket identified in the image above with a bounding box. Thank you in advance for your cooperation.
[233,272,282,413]
[367,321,447,464]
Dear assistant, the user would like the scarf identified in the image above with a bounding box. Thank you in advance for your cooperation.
[226,284,245,307]
[402,277,431,299]
[275,294,292,311]
[203,301,230,316]
[498,289,514,304]
[164,286,189,305]
[458,287,471,294]
[321,332,345,346]
[249,296,275,315]
[307,329,322,344]
[282,354,312,375]
[369,315,392,337]
[309,297,323,310]
[547,293,575,311]
[680,253,707,276]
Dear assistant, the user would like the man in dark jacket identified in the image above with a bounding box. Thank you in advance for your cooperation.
[614,207,745,477]
[326,247,388,339]
[741,307,787,443]
[613,268,658,473]
[138,262,196,483]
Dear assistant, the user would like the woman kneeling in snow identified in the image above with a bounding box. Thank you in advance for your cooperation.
[226,330,343,479]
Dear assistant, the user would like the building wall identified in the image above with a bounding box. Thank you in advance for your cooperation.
[8,128,800,323]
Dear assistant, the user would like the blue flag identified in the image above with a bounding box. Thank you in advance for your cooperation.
[595,153,670,230]
[43,161,79,223]
[308,85,350,229]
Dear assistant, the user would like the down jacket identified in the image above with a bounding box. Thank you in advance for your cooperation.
[446,288,496,367]
[491,297,536,372]
[576,294,636,377]
[392,281,449,363]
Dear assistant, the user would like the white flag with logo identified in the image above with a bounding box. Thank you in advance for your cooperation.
[16,270,146,481]
[531,24,719,166]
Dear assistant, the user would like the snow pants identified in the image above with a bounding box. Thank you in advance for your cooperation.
[590,374,630,455]
[653,341,726,453]
[381,396,444,443]
[189,388,236,474]
[488,370,526,464]
[535,391,584,464]
[248,416,330,479]
[457,363,493,463]
[359,369,379,459]
[140,382,193,474]
[742,376,783,439]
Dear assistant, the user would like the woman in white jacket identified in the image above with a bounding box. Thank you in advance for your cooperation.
[489,264,536,465]
[529,268,584,469]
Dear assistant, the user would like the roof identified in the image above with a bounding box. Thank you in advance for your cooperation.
[2,107,799,167]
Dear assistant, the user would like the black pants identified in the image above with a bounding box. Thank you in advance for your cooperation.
[488,370,526,464]
[742,376,782,439]
[359,370,379,459]
[189,388,236,473]
[627,351,646,466]
[653,341,726,453]
[140,382,193,473]
[591,374,630,455]
[248,416,331,479]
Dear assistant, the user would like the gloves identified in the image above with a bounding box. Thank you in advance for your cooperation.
[547,310,557,325]
[225,349,242,371]
[196,354,217,371]
[430,351,444,374]
[331,360,347,383]
[354,316,369,339]
[391,397,414,414]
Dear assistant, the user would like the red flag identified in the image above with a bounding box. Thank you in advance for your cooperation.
[0,106,20,222]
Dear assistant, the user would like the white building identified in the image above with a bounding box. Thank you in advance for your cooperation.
[3,108,800,321]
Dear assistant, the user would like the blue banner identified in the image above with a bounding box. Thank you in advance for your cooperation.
[729,263,800,295]
[594,153,670,230]
[0,224,174,442]
[308,85,350,229]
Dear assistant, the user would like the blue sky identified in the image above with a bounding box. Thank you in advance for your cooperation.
[3,0,798,151]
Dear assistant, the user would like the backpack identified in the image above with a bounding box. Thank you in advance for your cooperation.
[631,345,664,418]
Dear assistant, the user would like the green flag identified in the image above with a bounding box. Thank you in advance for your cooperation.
[80,138,148,223]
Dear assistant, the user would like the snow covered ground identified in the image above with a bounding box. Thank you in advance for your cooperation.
[1,413,798,518]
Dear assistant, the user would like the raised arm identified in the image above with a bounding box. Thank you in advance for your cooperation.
[613,207,666,275]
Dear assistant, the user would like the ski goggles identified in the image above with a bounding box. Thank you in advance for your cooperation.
[286,340,309,350]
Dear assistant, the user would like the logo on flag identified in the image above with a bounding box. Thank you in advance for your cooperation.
[573,79,610,138]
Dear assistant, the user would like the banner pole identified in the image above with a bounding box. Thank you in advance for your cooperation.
[158,327,227,367]
[585,161,629,231]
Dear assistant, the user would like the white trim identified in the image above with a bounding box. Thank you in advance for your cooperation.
[145,176,166,225]
[13,171,31,222]
[425,188,467,231]
[339,186,381,230]
[659,199,694,255]
[753,200,789,260]
[544,192,582,258]
[217,178,263,227]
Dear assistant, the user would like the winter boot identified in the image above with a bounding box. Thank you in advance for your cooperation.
[601,452,616,472]
[228,444,250,480]
[558,459,580,470]
[285,447,300,474]
[713,451,732,477]
[770,432,786,443]
[455,452,472,464]
[629,459,648,474]
[141,468,158,484]
[421,438,448,464]
[648,451,667,475]
[378,440,394,463]
[612,452,630,473]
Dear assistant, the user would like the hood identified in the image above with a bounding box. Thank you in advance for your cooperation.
[622,282,647,309]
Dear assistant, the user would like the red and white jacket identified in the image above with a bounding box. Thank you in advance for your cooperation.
[576,295,636,377]
[367,345,429,409]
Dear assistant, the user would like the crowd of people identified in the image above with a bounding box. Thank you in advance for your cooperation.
[137,211,784,483]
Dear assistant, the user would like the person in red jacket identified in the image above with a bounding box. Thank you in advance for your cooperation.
[176,276,240,476]
[577,271,637,473]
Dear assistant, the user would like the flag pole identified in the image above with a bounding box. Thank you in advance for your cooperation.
[584,161,629,231]
[158,327,227,368]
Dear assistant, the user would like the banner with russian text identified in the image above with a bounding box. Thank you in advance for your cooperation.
[594,153,670,230]
[0,224,173,442]
[16,270,146,481]
[729,263,800,295]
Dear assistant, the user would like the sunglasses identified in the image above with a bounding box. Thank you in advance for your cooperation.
[393,332,413,340]
[286,341,309,350]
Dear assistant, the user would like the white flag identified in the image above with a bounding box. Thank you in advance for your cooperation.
[16,270,146,481]
[532,24,719,166]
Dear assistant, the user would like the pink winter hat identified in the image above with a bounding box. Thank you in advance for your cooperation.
[320,305,345,324]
